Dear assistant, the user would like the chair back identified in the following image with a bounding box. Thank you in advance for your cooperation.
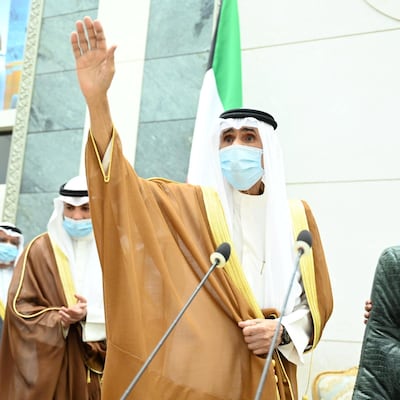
[312,366,358,400]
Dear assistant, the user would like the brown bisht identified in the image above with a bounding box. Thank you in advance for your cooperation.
[0,233,106,400]
[85,129,333,400]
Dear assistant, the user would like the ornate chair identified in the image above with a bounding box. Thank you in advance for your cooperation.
[312,366,358,400]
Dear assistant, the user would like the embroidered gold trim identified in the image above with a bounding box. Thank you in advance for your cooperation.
[289,199,321,399]
[12,234,61,318]
[288,199,322,345]
[201,186,263,319]
[276,351,295,399]
[49,239,76,307]
[0,300,5,320]
[85,363,104,383]
[86,364,104,375]
[89,126,115,183]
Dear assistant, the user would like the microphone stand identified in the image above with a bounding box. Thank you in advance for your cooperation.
[253,247,305,400]
[120,254,226,400]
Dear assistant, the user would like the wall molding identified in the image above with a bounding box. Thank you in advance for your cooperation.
[2,0,44,222]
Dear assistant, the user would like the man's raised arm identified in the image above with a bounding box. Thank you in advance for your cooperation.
[71,16,116,157]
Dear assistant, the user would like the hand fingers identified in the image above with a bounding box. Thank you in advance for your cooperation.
[61,302,87,314]
[59,310,71,325]
[74,294,87,303]
[245,335,270,356]
[70,32,82,60]
[71,18,97,58]
[75,19,89,53]
[107,45,117,66]
[240,319,273,337]
[83,16,98,50]
[93,19,107,50]
[238,319,264,328]
[72,17,99,54]
[59,307,86,324]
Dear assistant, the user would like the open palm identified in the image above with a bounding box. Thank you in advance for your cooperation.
[71,17,116,101]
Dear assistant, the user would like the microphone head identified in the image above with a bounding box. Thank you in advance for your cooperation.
[297,230,312,248]
[210,242,231,268]
[295,230,312,255]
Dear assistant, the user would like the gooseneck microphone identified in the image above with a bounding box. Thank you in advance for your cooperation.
[254,230,312,400]
[210,242,231,266]
[294,229,312,256]
[120,243,231,400]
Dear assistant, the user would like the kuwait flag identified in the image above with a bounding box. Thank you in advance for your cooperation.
[187,0,242,184]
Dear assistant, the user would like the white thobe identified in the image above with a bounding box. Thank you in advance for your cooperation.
[69,234,106,342]
[232,190,312,365]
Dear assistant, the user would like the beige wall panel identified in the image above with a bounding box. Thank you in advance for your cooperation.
[242,31,400,183]
[81,0,151,168]
[239,0,400,48]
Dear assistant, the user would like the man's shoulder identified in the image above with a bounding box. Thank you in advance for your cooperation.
[147,177,175,184]
[26,232,51,252]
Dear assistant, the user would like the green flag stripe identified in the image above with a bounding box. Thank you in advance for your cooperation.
[213,0,242,110]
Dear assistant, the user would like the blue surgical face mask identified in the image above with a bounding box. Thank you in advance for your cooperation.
[219,145,264,191]
[0,242,19,264]
[62,217,93,238]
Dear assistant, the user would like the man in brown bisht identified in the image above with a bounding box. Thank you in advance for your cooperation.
[71,17,333,400]
[0,176,106,399]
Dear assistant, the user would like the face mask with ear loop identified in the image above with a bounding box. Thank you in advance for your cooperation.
[62,217,93,238]
[0,242,19,264]
[219,144,264,191]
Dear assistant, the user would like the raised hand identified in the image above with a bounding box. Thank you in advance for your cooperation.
[70,16,117,103]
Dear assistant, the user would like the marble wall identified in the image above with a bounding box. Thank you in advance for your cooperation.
[135,0,214,181]
[15,0,99,241]
[9,0,214,241]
